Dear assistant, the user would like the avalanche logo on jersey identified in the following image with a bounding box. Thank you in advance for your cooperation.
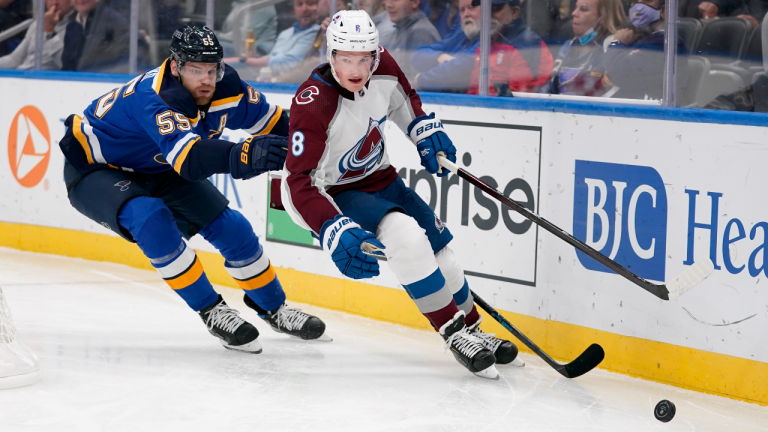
[338,116,386,182]
[296,86,319,105]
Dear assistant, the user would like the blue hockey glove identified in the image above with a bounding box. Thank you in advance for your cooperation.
[407,113,456,178]
[229,134,288,180]
[320,215,386,280]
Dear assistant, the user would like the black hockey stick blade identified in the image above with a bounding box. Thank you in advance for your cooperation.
[472,291,603,378]
[359,243,604,377]
[436,156,714,301]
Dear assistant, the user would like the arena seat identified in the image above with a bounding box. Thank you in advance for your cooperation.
[694,18,751,64]
[678,18,703,53]
[680,56,710,107]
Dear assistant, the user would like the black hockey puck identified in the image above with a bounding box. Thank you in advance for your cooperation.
[654,400,676,422]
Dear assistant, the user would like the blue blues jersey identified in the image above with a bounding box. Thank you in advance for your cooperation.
[70,58,283,175]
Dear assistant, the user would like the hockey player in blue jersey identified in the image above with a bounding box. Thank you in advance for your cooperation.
[58,26,330,354]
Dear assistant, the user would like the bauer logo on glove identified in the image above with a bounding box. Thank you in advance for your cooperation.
[407,113,456,178]
[415,120,442,137]
[320,215,385,280]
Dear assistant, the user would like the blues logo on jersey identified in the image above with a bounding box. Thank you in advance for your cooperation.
[338,116,386,182]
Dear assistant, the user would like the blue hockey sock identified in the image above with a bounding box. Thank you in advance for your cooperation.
[118,197,218,311]
[200,208,286,312]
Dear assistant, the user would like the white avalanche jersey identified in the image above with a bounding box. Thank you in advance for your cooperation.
[282,48,427,234]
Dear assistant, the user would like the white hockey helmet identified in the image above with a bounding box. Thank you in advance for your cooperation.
[326,10,380,85]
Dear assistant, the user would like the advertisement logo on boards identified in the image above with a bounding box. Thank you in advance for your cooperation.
[573,160,667,281]
[7,106,51,188]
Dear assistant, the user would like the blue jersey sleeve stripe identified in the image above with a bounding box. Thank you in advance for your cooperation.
[245,105,281,135]
[82,116,107,164]
[167,132,200,166]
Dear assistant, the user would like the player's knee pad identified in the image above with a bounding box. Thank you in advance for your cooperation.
[379,212,453,314]
[435,246,465,295]
[377,212,439,284]
[118,197,180,257]
[435,246,473,315]
[200,208,261,265]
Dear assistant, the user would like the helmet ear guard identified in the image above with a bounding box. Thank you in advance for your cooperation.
[325,11,380,85]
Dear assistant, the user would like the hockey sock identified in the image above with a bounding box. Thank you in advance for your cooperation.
[118,197,219,311]
[401,268,461,330]
[434,247,478,326]
[452,278,480,326]
[200,208,286,313]
[377,212,460,330]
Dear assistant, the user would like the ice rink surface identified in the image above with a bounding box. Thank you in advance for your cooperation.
[0,247,766,431]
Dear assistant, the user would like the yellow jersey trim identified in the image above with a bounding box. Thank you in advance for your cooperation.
[154,59,169,94]
[71,115,94,164]
[255,106,283,136]
[210,94,243,108]
[173,137,200,173]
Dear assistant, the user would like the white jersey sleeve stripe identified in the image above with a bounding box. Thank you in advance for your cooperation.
[245,104,278,135]
[166,132,200,167]
[82,116,107,164]
[208,100,241,113]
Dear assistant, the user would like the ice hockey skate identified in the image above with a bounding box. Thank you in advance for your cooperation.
[198,295,262,353]
[243,295,332,342]
[440,311,498,380]
[468,315,525,367]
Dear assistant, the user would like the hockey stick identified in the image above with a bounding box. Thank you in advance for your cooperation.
[436,155,715,301]
[360,242,603,378]
[471,289,604,378]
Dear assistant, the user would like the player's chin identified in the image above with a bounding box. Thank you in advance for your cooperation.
[345,78,365,91]
[195,90,214,105]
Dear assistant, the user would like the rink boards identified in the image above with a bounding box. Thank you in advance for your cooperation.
[0,71,766,405]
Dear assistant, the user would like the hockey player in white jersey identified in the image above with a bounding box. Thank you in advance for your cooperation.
[281,10,522,379]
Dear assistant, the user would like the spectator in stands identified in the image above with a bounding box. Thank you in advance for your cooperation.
[700,0,758,26]
[269,0,346,83]
[601,0,688,100]
[680,0,757,26]
[541,0,626,96]
[410,0,479,92]
[61,0,130,72]
[423,0,461,38]
[467,0,554,95]
[0,0,31,56]
[360,0,395,46]
[224,0,320,78]
[218,0,278,58]
[386,0,440,80]
[0,0,73,70]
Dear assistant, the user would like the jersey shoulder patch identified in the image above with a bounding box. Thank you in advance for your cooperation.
[292,73,339,110]
[290,77,340,132]
[295,85,321,105]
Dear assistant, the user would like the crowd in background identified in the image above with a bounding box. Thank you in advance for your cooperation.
[1,0,767,109]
